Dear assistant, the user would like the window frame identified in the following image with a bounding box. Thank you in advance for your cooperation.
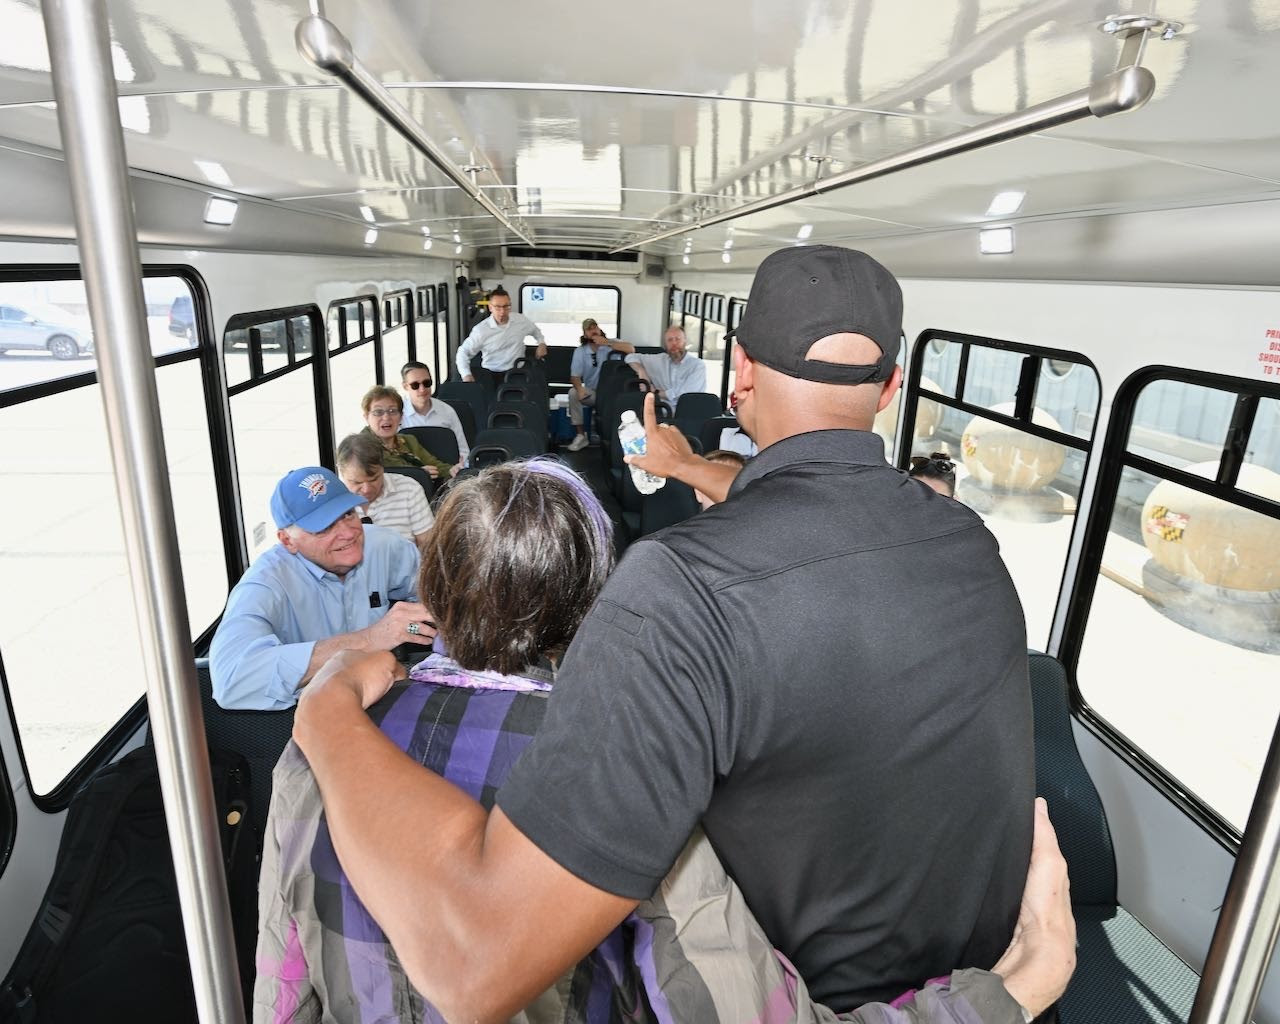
[0,264,233,811]
[516,282,623,344]
[720,297,746,405]
[698,293,725,359]
[1058,365,1280,851]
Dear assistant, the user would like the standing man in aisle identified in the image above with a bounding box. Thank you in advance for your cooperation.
[456,285,546,390]
[625,324,706,407]
[566,318,634,451]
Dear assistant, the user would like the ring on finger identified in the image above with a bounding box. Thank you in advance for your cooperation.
[406,622,421,636]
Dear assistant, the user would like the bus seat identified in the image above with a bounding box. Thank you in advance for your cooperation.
[438,397,478,447]
[488,401,548,450]
[640,479,700,537]
[384,465,436,500]
[673,392,722,438]
[472,429,541,461]
[1028,653,1199,1023]
[435,380,489,433]
[401,425,460,467]
[699,415,742,457]
[193,659,296,851]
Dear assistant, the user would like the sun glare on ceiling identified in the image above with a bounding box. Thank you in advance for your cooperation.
[979,226,1014,255]
[985,191,1025,217]
[204,197,237,226]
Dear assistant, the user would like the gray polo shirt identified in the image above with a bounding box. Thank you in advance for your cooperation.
[499,428,1033,1010]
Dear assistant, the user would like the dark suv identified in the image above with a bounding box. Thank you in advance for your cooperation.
[168,295,196,346]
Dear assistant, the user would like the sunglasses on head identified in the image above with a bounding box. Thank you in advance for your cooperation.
[405,379,432,390]
[910,452,955,473]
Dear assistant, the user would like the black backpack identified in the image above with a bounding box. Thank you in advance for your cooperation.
[0,744,256,1024]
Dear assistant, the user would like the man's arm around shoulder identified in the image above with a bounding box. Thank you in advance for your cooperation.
[294,653,637,1023]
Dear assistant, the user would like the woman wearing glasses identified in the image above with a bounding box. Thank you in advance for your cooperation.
[360,384,459,478]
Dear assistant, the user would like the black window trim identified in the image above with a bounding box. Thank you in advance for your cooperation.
[900,329,1102,471]
[697,292,726,359]
[516,282,623,344]
[0,264,230,813]
[1057,364,1280,853]
[380,288,417,381]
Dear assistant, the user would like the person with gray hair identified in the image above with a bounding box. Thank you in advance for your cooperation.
[336,432,434,548]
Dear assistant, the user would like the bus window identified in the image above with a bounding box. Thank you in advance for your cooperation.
[0,276,197,393]
[224,306,325,564]
[1,271,223,798]
[905,332,1099,649]
[381,289,414,388]
[1074,373,1280,834]
[326,296,380,445]
[519,284,620,347]
[700,294,726,398]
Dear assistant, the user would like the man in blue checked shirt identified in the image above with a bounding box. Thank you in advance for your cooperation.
[210,466,435,711]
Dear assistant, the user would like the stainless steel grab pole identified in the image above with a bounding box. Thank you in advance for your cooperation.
[39,2,246,1022]
[611,65,1154,254]
[296,15,535,246]
[1189,714,1280,1024]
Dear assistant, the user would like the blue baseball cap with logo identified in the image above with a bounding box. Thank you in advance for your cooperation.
[270,466,365,533]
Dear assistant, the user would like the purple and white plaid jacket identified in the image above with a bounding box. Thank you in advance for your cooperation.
[254,655,1025,1024]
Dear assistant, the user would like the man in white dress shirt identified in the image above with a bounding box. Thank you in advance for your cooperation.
[399,360,470,463]
[455,286,546,388]
[625,325,707,408]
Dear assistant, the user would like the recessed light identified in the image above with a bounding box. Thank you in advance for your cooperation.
[204,197,237,226]
[424,239,433,251]
[455,244,463,255]
[721,252,731,264]
[985,191,1025,217]
[979,226,1014,255]
[453,232,461,243]
[421,226,431,236]
[364,228,378,245]
[797,224,813,240]
[360,205,375,223]
[723,239,733,250]
[682,255,690,265]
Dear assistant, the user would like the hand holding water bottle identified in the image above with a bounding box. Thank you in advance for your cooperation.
[619,409,666,494]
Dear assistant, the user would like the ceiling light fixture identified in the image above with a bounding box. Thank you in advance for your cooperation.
[797,224,813,240]
[424,239,433,251]
[682,255,690,265]
[421,226,431,236]
[979,226,1014,255]
[721,252,731,264]
[364,228,378,245]
[985,191,1025,217]
[723,239,733,250]
[455,244,463,255]
[203,197,237,226]
[360,205,375,223]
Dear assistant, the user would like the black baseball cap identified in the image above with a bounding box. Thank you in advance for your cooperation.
[726,245,903,384]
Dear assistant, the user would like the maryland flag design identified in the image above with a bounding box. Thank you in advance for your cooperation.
[1145,504,1190,542]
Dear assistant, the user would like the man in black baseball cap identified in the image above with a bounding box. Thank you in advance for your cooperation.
[288,244,1055,1020]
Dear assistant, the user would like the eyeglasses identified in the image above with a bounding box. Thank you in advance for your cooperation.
[590,352,598,367]
[369,407,401,418]
[405,380,432,390]
[910,453,956,474]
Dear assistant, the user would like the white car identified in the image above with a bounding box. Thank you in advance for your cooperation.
[0,302,94,359]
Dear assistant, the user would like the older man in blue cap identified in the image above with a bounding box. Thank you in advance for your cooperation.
[210,466,434,710]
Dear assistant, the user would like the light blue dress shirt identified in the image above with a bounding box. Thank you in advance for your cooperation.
[569,343,606,391]
[210,524,419,710]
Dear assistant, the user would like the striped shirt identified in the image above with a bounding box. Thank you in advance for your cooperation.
[365,471,433,543]
[254,656,1026,1024]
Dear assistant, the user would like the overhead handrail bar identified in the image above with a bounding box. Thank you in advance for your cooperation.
[1189,710,1280,1024]
[40,2,246,1023]
[610,64,1154,254]
[296,15,535,247]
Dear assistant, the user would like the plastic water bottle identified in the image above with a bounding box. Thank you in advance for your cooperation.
[618,410,666,494]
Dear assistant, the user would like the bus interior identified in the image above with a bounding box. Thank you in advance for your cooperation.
[0,1,1278,1021]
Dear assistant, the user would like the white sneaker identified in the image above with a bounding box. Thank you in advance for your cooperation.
[567,433,589,452]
